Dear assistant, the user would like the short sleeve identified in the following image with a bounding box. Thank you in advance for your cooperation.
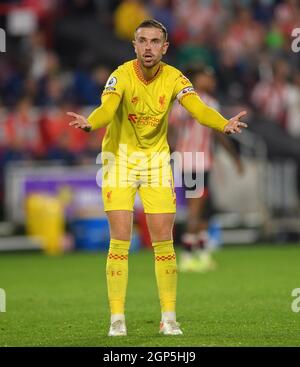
[102,68,125,99]
[172,73,197,102]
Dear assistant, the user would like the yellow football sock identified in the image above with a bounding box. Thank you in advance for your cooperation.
[106,239,130,315]
[153,240,177,313]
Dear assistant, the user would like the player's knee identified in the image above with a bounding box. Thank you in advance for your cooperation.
[150,230,173,242]
[110,228,131,241]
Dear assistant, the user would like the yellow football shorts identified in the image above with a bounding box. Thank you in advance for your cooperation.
[101,160,176,214]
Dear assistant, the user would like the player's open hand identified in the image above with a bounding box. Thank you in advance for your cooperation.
[224,111,248,135]
[67,112,92,132]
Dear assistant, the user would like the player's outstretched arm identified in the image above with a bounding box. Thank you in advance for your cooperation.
[67,112,92,132]
[223,111,248,135]
[180,93,247,134]
[67,92,121,132]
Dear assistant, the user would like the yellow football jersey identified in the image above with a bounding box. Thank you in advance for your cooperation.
[86,59,229,213]
[100,59,196,162]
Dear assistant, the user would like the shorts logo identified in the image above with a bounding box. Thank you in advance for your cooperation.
[128,113,138,124]
[131,96,139,104]
[107,190,112,201]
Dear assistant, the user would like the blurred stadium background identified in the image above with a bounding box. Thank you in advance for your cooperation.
[0,0,300,347]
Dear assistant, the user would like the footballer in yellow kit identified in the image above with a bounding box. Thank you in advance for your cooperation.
[68,19,248,337]
[89,59,225,214]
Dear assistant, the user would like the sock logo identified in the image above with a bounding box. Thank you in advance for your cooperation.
[166,269,177,274]
[108,270,122,277]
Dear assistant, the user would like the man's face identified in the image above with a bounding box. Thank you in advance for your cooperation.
[133,27,169,69]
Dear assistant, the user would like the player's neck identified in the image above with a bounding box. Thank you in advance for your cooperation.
[138,61,161,81]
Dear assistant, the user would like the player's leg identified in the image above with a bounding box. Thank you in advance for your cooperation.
[179,170,205,271]
[105,210,133,336]
[180,193,206,271]
[183,170,216,272]
[194,189,217,271]
[102,184,136,336]
[146,212,176,315]
[139,173,182,335]
[146,212,182,335]
[186,195,216,272]
[180,171,215,272]
[107,210,133,240]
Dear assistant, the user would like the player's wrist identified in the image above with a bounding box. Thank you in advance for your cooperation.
[222,121,230,133]
[82,125,92,132]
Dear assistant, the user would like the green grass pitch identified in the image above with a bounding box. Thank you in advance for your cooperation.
[0,244,300,346]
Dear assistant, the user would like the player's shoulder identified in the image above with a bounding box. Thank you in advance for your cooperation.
[162,63,182,78]
[112,60,134,76]
[162,63,191,85]
[105,61,134,90]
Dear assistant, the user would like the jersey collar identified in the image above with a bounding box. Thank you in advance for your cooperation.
[133,59,163,85]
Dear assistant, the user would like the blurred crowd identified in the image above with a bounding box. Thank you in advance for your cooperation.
[1,0,300,216]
